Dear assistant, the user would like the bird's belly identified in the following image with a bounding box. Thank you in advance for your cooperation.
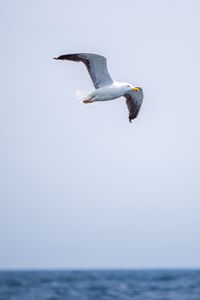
[92,87,122,101]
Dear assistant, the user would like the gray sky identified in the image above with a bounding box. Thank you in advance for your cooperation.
[0,0,200,269]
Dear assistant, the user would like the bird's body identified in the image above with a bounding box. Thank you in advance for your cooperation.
[54,53,143,122]
[83,82,134,102]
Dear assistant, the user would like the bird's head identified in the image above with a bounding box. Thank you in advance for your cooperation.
[122,83,141,93]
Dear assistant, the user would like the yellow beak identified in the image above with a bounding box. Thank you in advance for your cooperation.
[131,87,140,92]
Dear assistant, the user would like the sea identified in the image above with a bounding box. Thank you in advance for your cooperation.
[0,269,200,300]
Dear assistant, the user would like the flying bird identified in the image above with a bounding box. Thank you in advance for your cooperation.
[54,53,143,122]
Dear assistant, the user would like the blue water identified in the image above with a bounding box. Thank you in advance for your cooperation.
[0,270,200,300]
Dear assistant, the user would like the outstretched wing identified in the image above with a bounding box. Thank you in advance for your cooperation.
[124,88,143,123]
[54,53,113,89]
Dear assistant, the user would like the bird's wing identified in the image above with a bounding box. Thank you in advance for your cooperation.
[54,53,113,89]
[124,89,143,122]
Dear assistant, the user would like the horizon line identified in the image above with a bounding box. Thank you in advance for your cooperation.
[1,266,200,272]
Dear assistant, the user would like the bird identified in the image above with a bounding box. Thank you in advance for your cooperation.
[54,53,143,122]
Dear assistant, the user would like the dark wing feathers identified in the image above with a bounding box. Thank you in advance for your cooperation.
[54,53,113,89]
[124,89,143,123]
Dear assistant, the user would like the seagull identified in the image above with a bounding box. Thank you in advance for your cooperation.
[54,53,143,122]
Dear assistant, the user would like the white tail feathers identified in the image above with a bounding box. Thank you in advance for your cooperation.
[75,90,91,102]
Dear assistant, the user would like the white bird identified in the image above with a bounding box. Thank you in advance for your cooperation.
[54,53,143,122]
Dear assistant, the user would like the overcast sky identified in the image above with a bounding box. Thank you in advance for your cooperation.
[0,0,200,269]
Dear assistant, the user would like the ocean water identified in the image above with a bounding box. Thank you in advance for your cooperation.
[0,270,200,300]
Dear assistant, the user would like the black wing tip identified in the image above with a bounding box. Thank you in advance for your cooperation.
[53,54,80,61]
[53,56,64,60]
[129,115,136,123]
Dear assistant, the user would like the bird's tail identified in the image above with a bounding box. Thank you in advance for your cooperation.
[75,90,92,103]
